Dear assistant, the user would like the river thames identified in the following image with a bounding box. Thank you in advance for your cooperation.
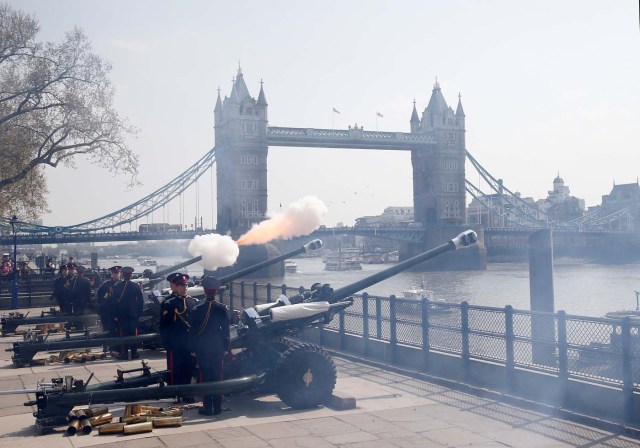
[118,255,640,319]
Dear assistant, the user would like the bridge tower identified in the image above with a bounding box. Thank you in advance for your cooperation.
[214,68,269,234]
[411,80,466,226]
[408,81,486,269]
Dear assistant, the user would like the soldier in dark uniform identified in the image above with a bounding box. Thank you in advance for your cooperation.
[69,265,92,315]
[50,264,70,313]
[96,266,121,333]
[189,276,230,416]
[160,273,198,386]
[111,266,144,360]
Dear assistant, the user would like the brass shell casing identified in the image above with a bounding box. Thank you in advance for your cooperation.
[80,420,93,435]
[66,419,81,436]
[123,421,153,435]
[120,415,148,424]
[86,406,109,418]
[124,404,140,416]
[89,413,113,426]
[98,422,125,435]
[162,408,183,417]
[152,417,182,428]
[139,405,163,413]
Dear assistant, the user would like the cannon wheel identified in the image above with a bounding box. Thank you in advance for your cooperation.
[254,337,299,393]
[274,344,336,409]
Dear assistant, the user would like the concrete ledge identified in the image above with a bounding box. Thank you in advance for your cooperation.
[327,390,356,410]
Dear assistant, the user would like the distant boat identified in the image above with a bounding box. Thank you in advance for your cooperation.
[400,280,450,313]
[402,283,435,301]
[285,260,298,273]
[139,259,158,266]
[604,291,640,320]
[325,257,362,271]
[362,253,384,264]
[386,251,399,263]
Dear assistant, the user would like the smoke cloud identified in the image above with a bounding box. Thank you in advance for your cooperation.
[237,196,328,245]
[188,233,239,270]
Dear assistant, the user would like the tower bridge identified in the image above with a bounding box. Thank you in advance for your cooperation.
[1,68,636,265]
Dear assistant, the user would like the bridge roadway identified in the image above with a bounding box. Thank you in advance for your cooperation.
[266,126,435,150]
[1,225,635,246]
[0,307,638,447]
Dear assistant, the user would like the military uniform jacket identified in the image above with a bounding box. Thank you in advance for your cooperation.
[159,293,198,350]
[69,275,92,307]
[189,300,230,355]
[97,279,118,302]
[51,275,70,303]
[110,280,144,318]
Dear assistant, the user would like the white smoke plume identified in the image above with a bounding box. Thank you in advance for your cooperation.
[237,196,328,245]
[188,233,240,270]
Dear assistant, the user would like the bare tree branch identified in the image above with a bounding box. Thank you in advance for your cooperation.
[0,3,139,218]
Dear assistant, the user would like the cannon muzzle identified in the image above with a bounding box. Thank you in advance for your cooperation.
[330,230,477,302]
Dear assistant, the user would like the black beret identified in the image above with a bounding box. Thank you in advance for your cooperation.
[110,265,122,273]
[122,266,134,274]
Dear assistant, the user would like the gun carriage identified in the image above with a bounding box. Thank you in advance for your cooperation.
[7,231,477,433]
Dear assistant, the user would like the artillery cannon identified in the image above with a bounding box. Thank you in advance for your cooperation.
[222,229,477,407]
[7,240,323,366]
[10,230,477,433]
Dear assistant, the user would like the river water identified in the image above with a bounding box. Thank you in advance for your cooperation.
[112,255,640,318]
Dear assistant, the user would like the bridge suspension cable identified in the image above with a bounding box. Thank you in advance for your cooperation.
[6,144,223,234]
[465,150,572,229]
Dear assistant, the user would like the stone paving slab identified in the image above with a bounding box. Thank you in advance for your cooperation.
[0,325,640,447]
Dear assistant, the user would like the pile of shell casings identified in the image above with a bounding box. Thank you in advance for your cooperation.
[97,404,183,435]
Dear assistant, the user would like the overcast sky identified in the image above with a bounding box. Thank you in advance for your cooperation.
[9,0,640,229]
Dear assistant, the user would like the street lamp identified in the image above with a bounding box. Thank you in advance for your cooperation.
[9,215,20,309]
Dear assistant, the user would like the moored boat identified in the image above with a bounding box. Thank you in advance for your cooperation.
[284,260,298,273]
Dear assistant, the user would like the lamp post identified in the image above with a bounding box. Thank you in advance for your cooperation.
[9,215,19,309]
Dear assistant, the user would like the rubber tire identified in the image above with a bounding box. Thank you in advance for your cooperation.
[274,344,336,409]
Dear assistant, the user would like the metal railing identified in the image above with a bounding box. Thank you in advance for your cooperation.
[221,280,640,419]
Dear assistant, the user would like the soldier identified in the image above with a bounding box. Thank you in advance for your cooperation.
[96,266,121,333]
[189,276,230,416]
[111,266,144,360]
[69,265,92,315]
[160,273,198,387]
[50,264,70,313]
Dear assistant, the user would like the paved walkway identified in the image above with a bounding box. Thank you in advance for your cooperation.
[0,315,639,447]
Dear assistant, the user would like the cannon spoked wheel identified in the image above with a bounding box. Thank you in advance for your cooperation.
[254,337,300,393]
[274,344,336,409]
[270,337,298,354]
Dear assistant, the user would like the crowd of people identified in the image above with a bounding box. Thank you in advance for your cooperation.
[0,259,34,277]
[52,264,230,417]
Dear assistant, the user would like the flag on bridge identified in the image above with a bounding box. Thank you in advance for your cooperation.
[376,112,384,118]
[332,107,340,114]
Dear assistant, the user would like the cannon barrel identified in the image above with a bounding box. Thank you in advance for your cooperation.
[147,239,322,288]
[219,239,322,284]
[330,230,477,302]
[150,256,203,281]
[33,375,261,408]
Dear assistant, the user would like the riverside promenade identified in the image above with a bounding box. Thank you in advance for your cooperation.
[0,318,639,447]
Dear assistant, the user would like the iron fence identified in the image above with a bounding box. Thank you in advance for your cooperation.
[222,280,640,399]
